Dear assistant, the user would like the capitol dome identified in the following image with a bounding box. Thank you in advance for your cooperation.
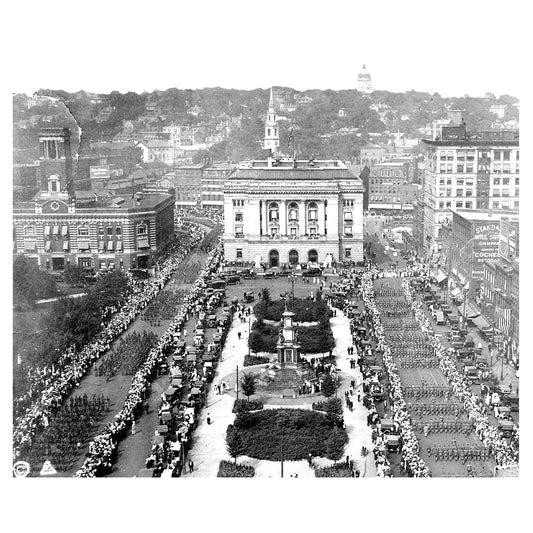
[357,64,373,94]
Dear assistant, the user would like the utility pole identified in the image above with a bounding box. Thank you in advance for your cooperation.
[236,365,239,402]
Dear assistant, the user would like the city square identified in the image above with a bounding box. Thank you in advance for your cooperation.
[9,3,521,500]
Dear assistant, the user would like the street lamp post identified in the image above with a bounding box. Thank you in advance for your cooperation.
[236,365,239,402]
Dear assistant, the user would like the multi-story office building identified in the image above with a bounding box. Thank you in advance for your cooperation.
[420,125,519,254]
[200,163,235,208]
[223,158,364,267]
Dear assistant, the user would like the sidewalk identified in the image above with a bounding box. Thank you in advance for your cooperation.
[330,307,377,477]
[185,314,250,477]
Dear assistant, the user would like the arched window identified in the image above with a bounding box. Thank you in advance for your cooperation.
[308,201,318,221]
[137,224,147,235]
[268,128,271,137]
[107,227,113,236]
[78,225,89,236]
[115,226,122,236]
[288,202,298,221]
[269,202,279,222]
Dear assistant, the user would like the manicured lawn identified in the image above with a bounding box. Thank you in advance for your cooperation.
[254,297,331,323]
[227,408,348,461]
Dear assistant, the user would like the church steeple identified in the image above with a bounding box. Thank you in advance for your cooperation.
[263,87,280,154]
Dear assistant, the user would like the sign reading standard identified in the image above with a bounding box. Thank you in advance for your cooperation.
[90,165,110,179]
[472,222,500,278]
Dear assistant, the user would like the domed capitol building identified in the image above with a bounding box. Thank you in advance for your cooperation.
[357,64,373,94]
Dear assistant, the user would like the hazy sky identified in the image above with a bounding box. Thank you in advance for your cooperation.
[6,0,527,97]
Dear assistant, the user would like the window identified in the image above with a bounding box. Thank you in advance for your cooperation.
[78,226,89,236]
[309,227,317,236]
[466,164,473,173]
[457,164,464,173]
[447,151,454,161]
[344,226,353,236]
[501,189,509,197]
[465,202,472,209]
[457,151,466,161]
[439,201,445,209]
[446,201,451,208]
[439,164,446,173]
[440,151,447,161]
[24,226,35,237]
[456,201,463,208]
[493,150,501,161]
[235,212,243,222]
[446,178,452,185]
[465,190,473,197]
[514,200,519,209]
[492,201,500,209]
[236,248,243,259]
[445,189,452,196]
[502,178,510,186]
[466,151,475,161]
[493,165,502,174]
[308,201,318,220]
[446,164,453,173]
[493,178,501,185]
[269,202,279,221]
[345,248,351,258]
[288,209,298,221]
[516,151,519,161]
[457,179,464,186]
[270,227,278,236]
[290,227,297,236]
[456,189,463,196]
[439,178,445,185]
[137,224,147,235]
[343,210,353,221]
[501,201,510,209]
[493,189,500,197]
[116,226,122,236]
[503,151,510,161]
[107,227,113,236]
[235,225,244,237]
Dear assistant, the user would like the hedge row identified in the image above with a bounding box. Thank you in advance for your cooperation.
[217,460,255,477]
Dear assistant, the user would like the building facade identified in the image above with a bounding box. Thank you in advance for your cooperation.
[262,88,280,154]
[200,163,235,208]
[420,126,519,254]
[223,159,364,267]
[13,177,175,270]
[359,145,387,166]
[137,140,175,165]
[367,162,419,213]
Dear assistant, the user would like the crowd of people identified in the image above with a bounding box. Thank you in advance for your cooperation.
[94,331,158,379]
[402,279,519,468]
[13,215,214,463]
[19,394,110,475]
[75,241,225,476]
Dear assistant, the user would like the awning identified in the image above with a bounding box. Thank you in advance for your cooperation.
[458,300,481,319]
[116,241,123,251]
[52,225,59,235]
[107,241,114,251]
[24,240,36,251]
[78,240,90,250]
[63,241,69,250]
[436,270,447,283]
[61,226,68,236]
[472,315,491,329]
[137,239,150,249]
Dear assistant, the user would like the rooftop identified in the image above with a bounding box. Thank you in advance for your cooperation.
[451,209,519,222]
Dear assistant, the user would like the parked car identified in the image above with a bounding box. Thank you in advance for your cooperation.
[302,267,322,277]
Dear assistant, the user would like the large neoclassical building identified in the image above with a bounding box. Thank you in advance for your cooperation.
[222,158,364,267]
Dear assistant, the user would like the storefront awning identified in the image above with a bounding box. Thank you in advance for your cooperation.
[137,239,150,249]
[458,300,481,319]
[472,315,491,329]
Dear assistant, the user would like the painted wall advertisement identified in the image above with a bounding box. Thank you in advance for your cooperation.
[472,221,500,278]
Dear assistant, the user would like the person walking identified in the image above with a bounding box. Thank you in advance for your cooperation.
[188,459,194,473]
[207,413,211,425]
[238,331,242,340]
[131,420,136,435]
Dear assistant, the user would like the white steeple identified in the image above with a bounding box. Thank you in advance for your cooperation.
[263,87,280,154]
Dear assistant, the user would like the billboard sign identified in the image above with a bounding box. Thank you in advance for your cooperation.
[90,165,110,179]
[472,221,500,278]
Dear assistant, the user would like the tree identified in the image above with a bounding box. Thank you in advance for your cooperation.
[321,373,337,398]
[324,398,343,425]
[64,265,85,286]
[226,427,244,464]
[261,288,271,305]
[13,256,58,306]
[240,372,258,401]
[325,427,347,463]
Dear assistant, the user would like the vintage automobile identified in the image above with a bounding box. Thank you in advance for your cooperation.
[464,365,481,385]
[498,420,515,438]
